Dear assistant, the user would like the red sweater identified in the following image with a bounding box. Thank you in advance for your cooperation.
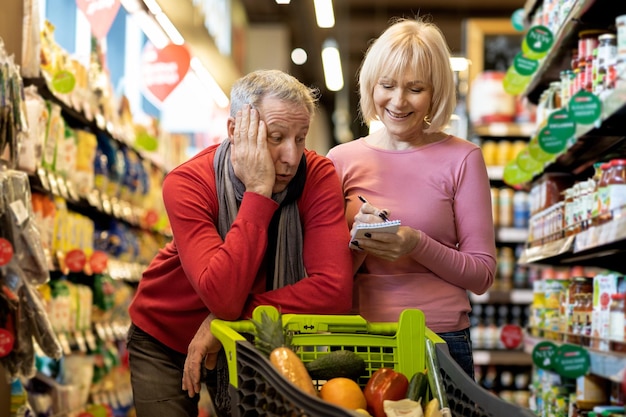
[129,145,353,353]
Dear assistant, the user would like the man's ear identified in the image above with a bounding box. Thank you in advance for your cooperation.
[226,116,236,141]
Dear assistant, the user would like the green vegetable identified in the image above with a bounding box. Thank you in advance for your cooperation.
[406,369,430,407]
[305,349,366,381]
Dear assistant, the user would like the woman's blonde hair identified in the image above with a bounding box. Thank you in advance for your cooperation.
[358,17,456,133]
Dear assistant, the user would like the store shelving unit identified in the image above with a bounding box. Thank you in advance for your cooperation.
[518,0,626,398]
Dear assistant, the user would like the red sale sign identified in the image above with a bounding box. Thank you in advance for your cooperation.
[76,0,121,39]
[142,43,191,102]
[500,324,524,349]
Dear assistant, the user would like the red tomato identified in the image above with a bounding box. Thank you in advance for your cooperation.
[364,367,409,417]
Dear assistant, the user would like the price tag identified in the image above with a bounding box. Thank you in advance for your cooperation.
[553,344,590,378]
[538,127,567,155]
[58,332,72,355]
[65,179,80,202]
[500,324,524,349]
[74,330,87,353]
[532,340,557,370]
[37,168,50,191]
[9,199,29,226]
[85,329,98,351]
[569,90,602,125]
[56,176,70,200]
[522,25,554,60]
[47,172,60,196]
[95,322,107,341]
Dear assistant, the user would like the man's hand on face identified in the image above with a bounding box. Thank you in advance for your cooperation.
[230,104,275,197]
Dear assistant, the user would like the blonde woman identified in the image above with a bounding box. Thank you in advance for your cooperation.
[327,17,496,379]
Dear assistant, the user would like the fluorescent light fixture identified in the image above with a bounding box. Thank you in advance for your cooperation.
[120,0,143,13]
[190,57,230,108]
[155,12,185,45]
[142,0,162,15]
[275,0,291,3]
[450,57,470,72]
[134,10,169,49]
[321,39,343,91]
[291,48,307,65]
[314,0,335,28]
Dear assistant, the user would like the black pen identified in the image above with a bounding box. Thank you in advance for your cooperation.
[357,195,390,222]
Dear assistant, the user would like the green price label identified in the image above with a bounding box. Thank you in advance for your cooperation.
[522,25,554,60]
[511,8,525,32]
[547,108,576,140]
[514,53,539,76]
[503,160,533,186]
[51,70,76,94]
[568,90,602,125]
[553,344,590,379]
[539,126,567,154]
[503,66,530,95]
[528,136,556,162]
[516,148,543,174]
[532,340,557,370]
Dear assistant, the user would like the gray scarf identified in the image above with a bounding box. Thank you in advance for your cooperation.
[213,139,307,288]
[211,139,307,416]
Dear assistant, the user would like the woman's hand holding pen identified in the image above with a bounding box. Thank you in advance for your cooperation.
[351,195,420,261]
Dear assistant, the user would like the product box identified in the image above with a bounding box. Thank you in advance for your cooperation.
[591,273,624,350]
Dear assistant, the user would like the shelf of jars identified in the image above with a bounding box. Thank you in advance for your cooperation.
[523,330,626,383]
[521,0,626,104]
[474,122,536,138]
[518,211,626,274]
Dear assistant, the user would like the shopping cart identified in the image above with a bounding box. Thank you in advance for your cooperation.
[210,306,536,417]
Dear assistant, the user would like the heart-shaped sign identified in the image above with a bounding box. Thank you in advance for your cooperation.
[142,43,191,103]
[76,0,121,39]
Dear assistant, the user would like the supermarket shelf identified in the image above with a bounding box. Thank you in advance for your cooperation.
[523,334,626,383]
[497,227,529,243]
[470,289,533,305]
[474,122,535,138]
[519,215,626,273]
[522,0,626,104]
[474,349,532,366]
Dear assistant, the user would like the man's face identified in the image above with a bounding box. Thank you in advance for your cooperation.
[257,96,310,194]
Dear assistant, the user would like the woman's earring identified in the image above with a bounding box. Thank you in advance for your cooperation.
[423,114,432,126]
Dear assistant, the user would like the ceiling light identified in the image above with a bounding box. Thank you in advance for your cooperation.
[155,12,185,45]
[314,0,335,28]
[142,0,162,14]
[275,0,291,3]
[190,57,230,108]
[291,48,307,65]
[321,39,343,91]
[133,10,169,49]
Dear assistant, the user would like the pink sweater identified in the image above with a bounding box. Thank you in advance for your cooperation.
[327,136,496,332]
[129,145,353,353]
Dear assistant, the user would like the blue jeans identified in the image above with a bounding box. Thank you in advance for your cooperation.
[437,328,475,380]
[126,323,201,417]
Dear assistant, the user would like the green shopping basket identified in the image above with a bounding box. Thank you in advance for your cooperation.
[210,305,537,417]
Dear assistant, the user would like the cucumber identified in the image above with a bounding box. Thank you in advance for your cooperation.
[406,369,429,404]
[304,349,366,381]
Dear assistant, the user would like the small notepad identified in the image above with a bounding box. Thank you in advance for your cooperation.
[350,220,401,240]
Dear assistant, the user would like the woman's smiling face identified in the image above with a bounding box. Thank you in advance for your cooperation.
[373,73,433,142]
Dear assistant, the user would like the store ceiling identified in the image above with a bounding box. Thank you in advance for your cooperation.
[240,0,526,137]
